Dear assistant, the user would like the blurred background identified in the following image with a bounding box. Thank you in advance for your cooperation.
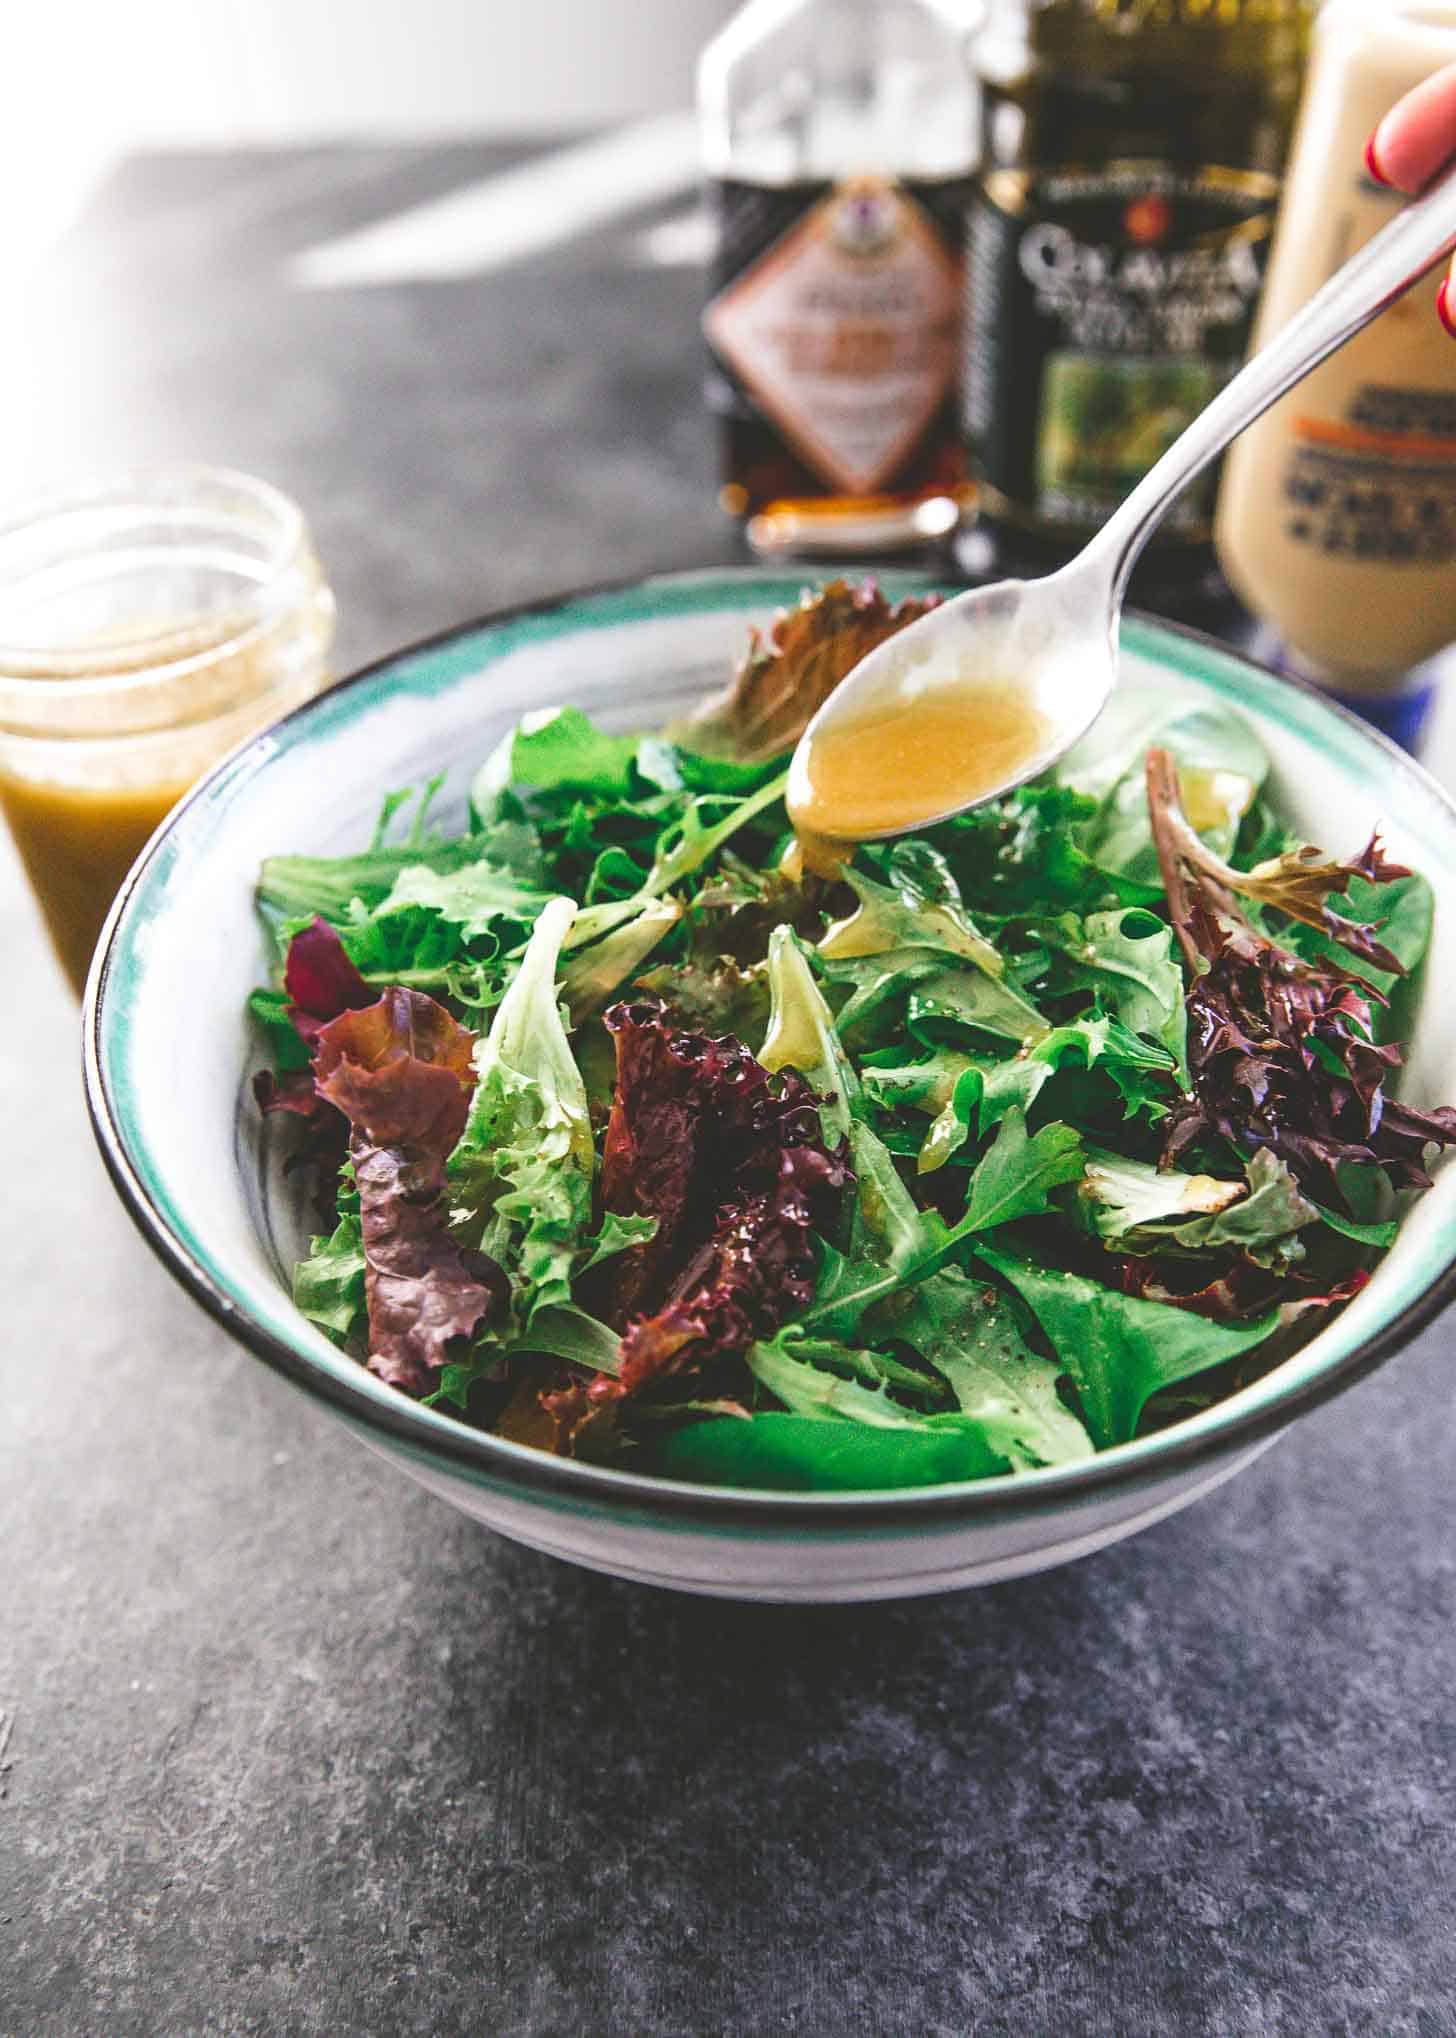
[7,0,741,265]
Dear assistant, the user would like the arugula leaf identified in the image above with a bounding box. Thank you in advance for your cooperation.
[448,896,595,1327]
[825,947,1047,1055]
[804,1108,1083,1339]
[870,1267,1093,1469]
[1059,698,1268,887]
[820,843,1003,978]
[975,1244,1280,1447]
[682,1283,1089,1489]
[913,1017,1176,1172]
[643,771,789,895]
[953,1109,1087,1236]
[1312,1206,1399,1250]
[506,1302,623,1375]
[860,1047,978,1119]
[805,1115,937,1339]
[748,1330,944,1428]
[1035,909,1187,1066]
[559,897,683,1017]
[928,784,1121,916]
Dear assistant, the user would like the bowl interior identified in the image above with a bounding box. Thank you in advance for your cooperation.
[89,568,1456,1510]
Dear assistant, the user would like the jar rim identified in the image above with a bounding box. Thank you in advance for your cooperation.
[0,464,311,698]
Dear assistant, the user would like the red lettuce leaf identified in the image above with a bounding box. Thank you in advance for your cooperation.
[254,919,380,1209]
[253,1068,324,1118]
[284,915,374,1043]
[1147,750,1456,1201]
[686,578,942,764]
[314,988,477,1156]
[1115,1253,1370,1329]
[311,989,501,1393]
[253,1069,351,1224]
[588,998,851,1403]
[351,1143,506,1395]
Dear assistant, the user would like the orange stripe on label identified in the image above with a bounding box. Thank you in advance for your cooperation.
[1293,416,1456,463]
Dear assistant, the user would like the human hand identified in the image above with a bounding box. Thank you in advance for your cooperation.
[1366,59,1456,332]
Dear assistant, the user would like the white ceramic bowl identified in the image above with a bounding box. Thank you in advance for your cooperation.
[85,569,1456,1601]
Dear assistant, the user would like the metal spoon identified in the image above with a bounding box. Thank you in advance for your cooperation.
[787,157,1456,841]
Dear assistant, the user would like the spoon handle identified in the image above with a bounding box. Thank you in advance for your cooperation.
[1085,154,1456,603]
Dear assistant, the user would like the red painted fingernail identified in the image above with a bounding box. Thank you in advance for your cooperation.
[1364,132,1392,187]
[1438,276,1456,338]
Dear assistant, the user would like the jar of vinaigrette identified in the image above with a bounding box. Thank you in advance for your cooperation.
[0,468,335,993]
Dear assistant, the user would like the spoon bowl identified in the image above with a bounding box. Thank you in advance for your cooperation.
[791,154,1456,842]
[785,556,1115,839]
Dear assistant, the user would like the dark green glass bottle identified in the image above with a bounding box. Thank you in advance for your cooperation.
[958,0,1312,605]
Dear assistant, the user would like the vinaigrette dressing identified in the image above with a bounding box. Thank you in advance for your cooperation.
[0,772,191,992]
[787,679,1053,845]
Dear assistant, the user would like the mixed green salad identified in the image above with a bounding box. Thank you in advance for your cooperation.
[249,581,1456,1492]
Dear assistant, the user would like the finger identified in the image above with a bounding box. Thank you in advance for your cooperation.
[1440,255,1456,339]
[1368,60,1456,193]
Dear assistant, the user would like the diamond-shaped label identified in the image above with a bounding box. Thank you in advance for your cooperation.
[704,177,960,495]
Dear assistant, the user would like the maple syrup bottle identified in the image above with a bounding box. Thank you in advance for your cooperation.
[699,0,982,558]
[957,0,1311,607]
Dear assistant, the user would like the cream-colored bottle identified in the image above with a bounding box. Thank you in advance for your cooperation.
[1216,0,1456,699]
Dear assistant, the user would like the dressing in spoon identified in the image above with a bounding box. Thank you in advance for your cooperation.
[787,154,1456,845]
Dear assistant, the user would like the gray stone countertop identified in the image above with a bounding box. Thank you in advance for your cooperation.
[2,144,1454,2038]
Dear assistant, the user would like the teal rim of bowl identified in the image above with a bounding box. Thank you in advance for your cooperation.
[83,567,1456,1532]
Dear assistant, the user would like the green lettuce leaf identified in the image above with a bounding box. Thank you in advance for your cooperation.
[575,1212,660,1279]
[249,987,312,1072]
[375,858,553,942]
[1078,1147,1322,1267]
[475,705,640,804]
[293,1210,368,1344]
[447,896,594,1328]
[758,925,860,1142]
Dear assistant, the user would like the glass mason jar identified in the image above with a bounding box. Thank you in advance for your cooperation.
[0,467,335,993]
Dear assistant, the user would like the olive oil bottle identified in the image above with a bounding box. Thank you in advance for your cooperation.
[958,0,1312,602]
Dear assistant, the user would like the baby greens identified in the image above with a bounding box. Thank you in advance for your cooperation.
[249,583,1452,1493]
